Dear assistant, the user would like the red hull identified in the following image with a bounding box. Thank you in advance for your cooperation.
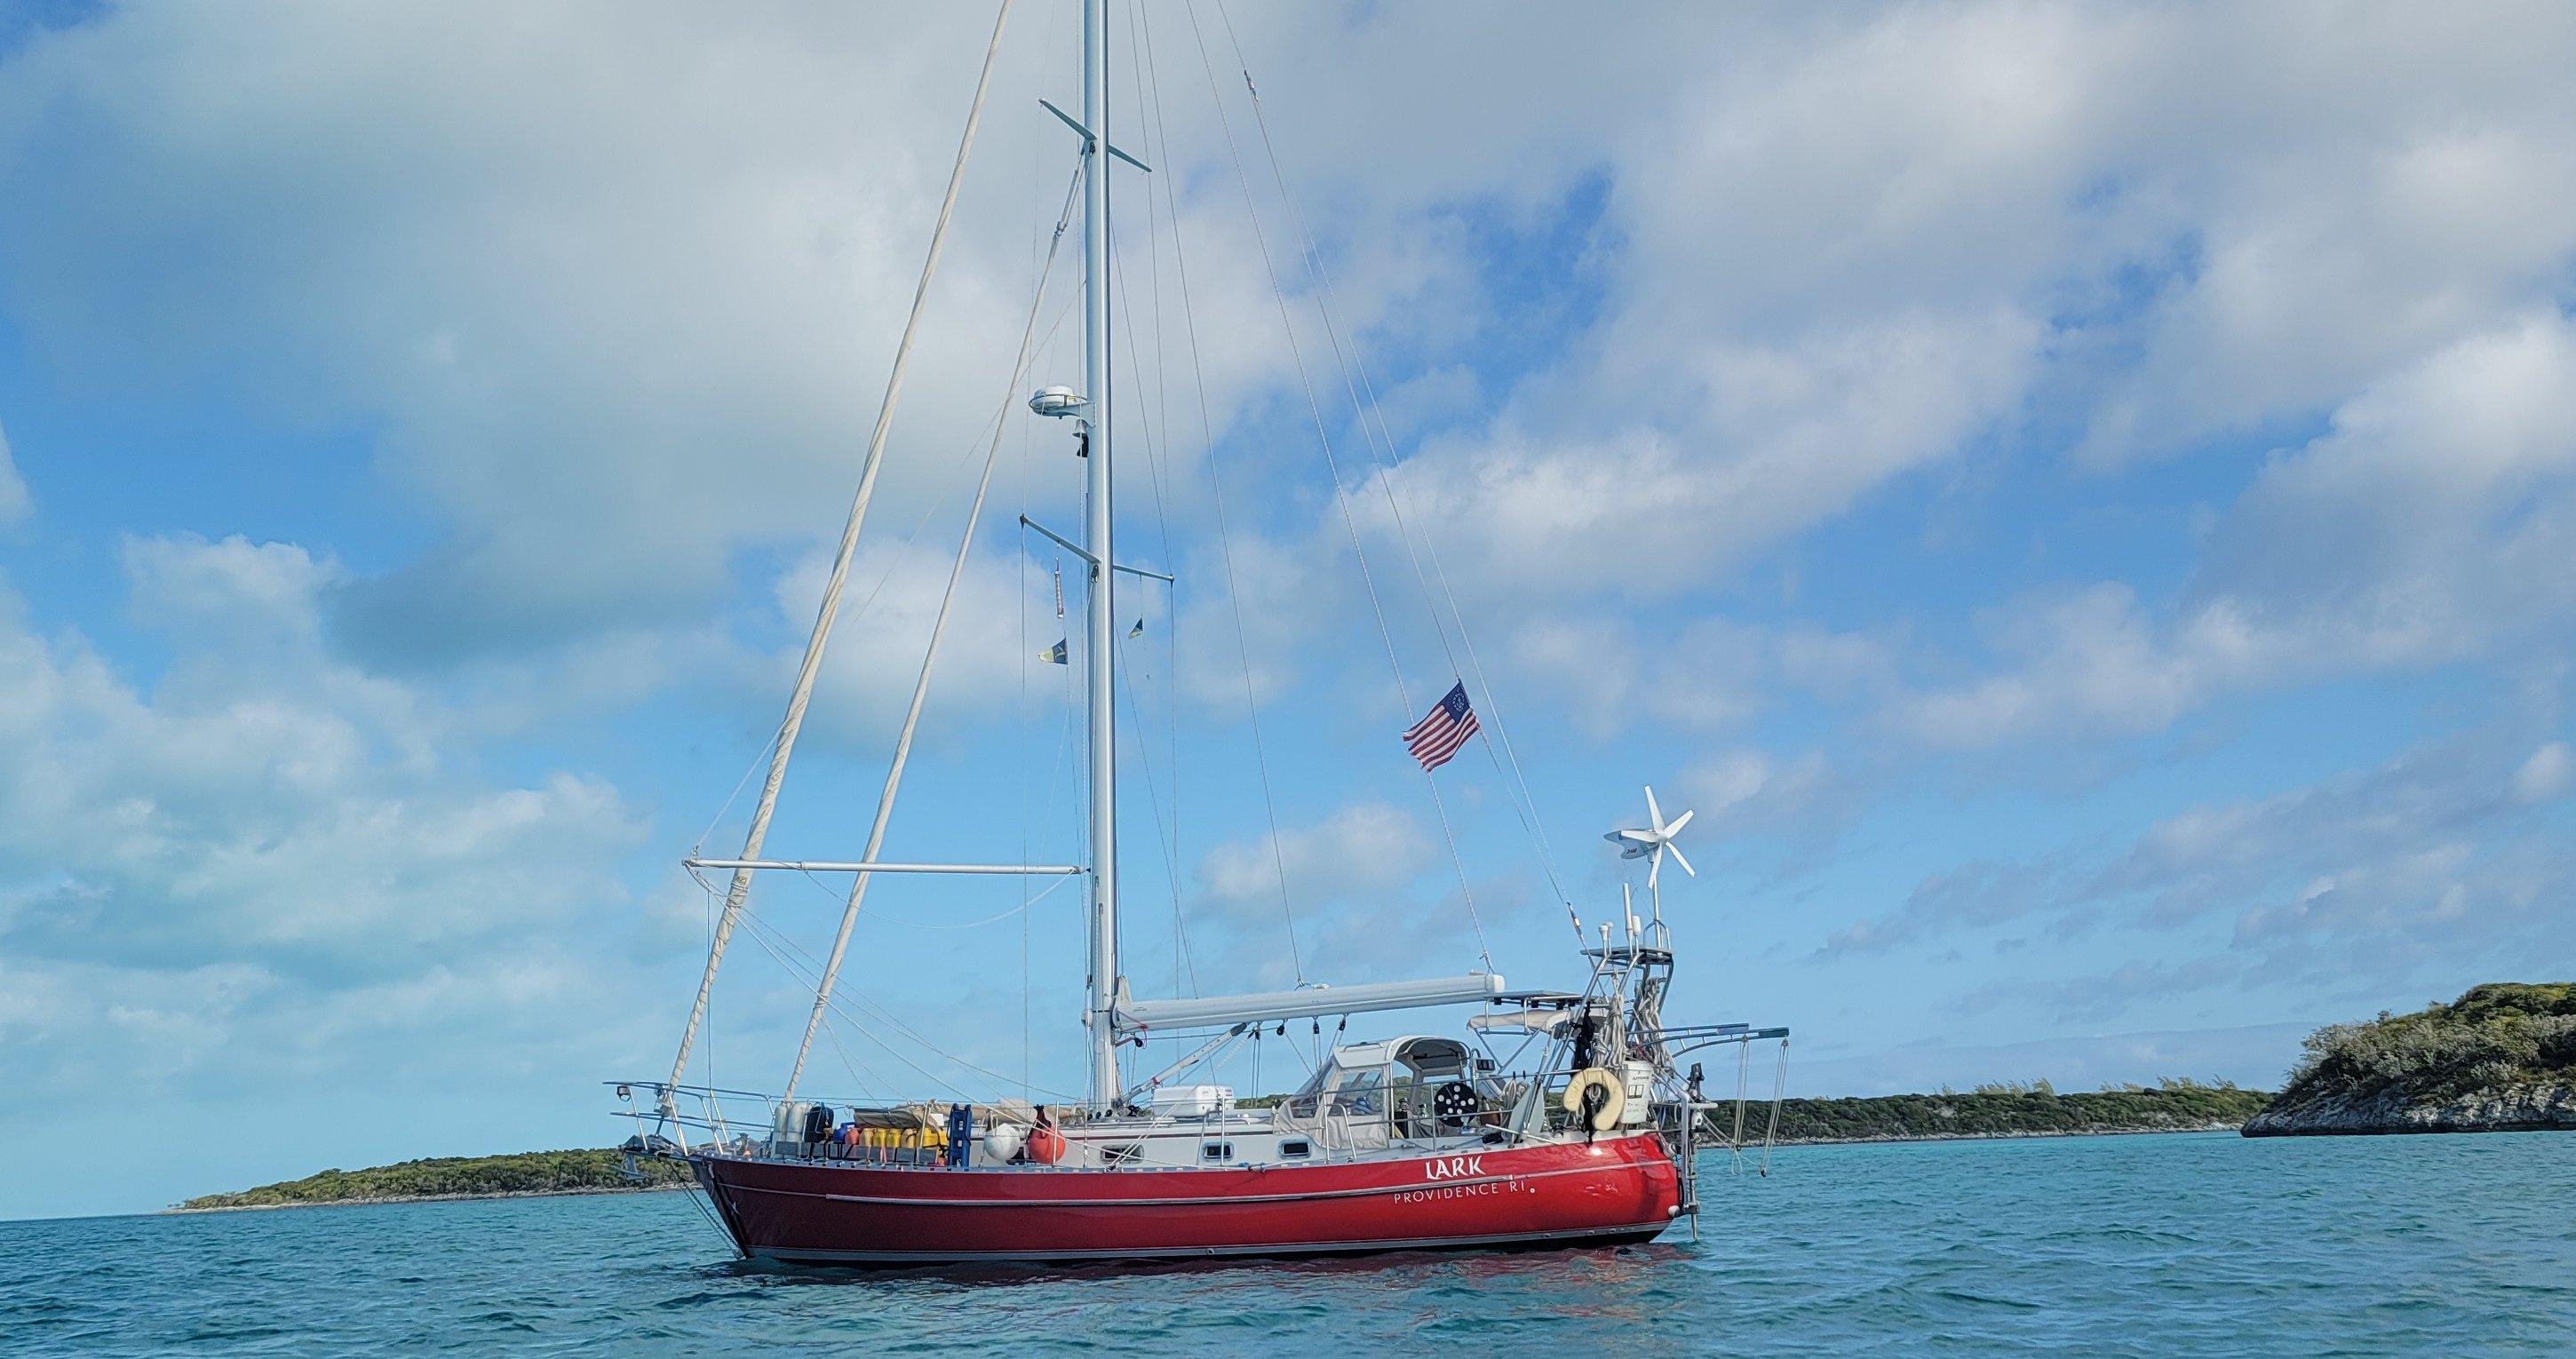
[694,1133,1681,1265]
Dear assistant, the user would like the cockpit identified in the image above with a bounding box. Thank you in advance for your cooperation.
[1279,1037,1497,1140]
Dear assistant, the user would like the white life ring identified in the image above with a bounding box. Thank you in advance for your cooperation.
[1561,1067,1626,1132]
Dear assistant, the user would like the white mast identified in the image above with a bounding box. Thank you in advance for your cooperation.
[1078,0,1122,1113]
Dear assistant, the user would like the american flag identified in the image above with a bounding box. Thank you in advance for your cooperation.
[1403,681,1482,772]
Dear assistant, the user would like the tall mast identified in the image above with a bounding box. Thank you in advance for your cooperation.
[1079,0,1122,1112]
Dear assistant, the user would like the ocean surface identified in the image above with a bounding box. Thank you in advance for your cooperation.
[4,1131,2572,1355]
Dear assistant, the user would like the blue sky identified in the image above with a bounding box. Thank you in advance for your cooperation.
[4,1,2573,1220]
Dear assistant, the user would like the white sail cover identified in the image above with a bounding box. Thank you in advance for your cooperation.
[1110,974,1506,1033]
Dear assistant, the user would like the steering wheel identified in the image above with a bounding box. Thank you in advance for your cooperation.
[1432,1081,1478,1125]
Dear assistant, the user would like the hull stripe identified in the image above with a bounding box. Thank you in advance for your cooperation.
[751,1221,1667,1264]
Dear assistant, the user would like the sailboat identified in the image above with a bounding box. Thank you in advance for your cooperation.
[618,0,1787,1267]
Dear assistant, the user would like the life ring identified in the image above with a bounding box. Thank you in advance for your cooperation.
[1561,1067,1625,1132]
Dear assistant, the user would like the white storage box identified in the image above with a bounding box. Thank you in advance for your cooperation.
[1149,1084,1236,1117]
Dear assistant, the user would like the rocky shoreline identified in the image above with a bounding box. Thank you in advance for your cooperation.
[165,1183,692,1215]
[2239,983,2575,1139]
[2241,1082,2576,1137]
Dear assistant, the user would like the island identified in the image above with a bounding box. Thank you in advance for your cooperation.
[172,1148,692,1212]
[1700,1078,2269,1144]
[2242,982,2576,1137]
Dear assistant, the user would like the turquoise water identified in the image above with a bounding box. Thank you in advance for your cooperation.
[4,1132,2572,1355]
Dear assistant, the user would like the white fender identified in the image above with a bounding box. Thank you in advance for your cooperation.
[1561,1067,1626,1132]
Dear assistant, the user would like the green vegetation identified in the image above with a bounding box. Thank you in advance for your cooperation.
[175,1148,690,1212]
[2264,982,2576,1114]
[1708,1078,2270,1143]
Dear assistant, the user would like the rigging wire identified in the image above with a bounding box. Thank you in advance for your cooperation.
[681,860,1077,1106]
[1115,625,1199,994]
[1018,514,1033,1102]
[666,0,1021,1111]
[1105,233,1197,997]
[1176,0,1492,967]
[791,864,1080,932]
[1134,0,1305,984]
[738,901,1082,1103]
[1124,3,1188,1007]
[781,158,1086,1101]
[1206,0,1572,912]
[736,912,974,1103]
[686,458,983,860]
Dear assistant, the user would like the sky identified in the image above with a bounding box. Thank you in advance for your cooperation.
[2,0,2572,1220]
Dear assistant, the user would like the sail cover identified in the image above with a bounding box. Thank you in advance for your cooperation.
[1110,974,1507,1033]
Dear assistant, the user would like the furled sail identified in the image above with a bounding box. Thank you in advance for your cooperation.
[1109,974,1506,1033]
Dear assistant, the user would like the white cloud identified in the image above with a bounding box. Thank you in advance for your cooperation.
[0,536,653,1100]
[0,6,1077,660]
[758,535,1053,750]
[2513,741,2573,804]
[1823,734,2575,983]
[1893,314,2576,747]
[2075,23,2576,465]
[1683,747,1856,844]
[123,531,342,641]
[1507,615,1769,740]
[0,3,1483,670]
[1374,307,2043,614]
[9,0,2571,732]
[1196,799,1434,920]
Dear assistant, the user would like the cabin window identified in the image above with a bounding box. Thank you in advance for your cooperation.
[1101,1142,1141,1165]
[1280,1139,1311,1158]
[1200,1140,1234,1163]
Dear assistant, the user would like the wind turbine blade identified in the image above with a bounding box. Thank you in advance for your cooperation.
[1663,808,1694,837]
[1614,829,1656,842]
[1647,842,1663,891]
[1643,785,1663,830]
[1667,843,1696,878]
